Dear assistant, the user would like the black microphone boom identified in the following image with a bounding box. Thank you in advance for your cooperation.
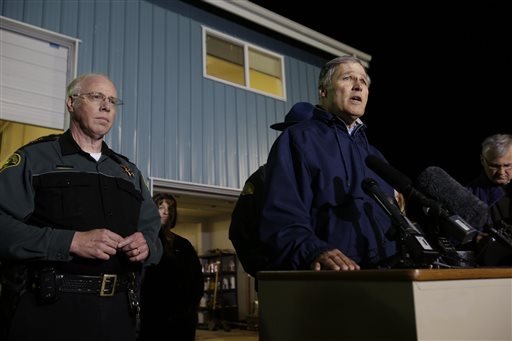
[365,155,479,245]
[365,155,445,214]
[365,155,414,195]
[416,166,489,229]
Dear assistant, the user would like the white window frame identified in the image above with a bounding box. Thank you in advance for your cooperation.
[202,26,286,101]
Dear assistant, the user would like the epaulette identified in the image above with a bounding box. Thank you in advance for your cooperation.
[111,150,132,164]
[24,133,62,147]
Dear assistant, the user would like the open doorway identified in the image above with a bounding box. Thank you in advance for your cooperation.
[148,178,257,322]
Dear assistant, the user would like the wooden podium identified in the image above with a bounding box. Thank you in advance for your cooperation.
[257,268,512,341]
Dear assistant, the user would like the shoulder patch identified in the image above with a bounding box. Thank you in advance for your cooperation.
[0,153,21,173]
[241,181,256,196]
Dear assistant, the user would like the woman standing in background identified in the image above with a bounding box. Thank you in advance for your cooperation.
[138,193,204,341]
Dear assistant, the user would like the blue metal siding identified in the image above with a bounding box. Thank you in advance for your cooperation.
[224,87,238,188]
[177,15,192,181]
[76,1,94,72]
[25,0,42,24]
[1,0,328,189]
[42,0,60,32]
[119,1,139,161]
[203,79,215,184]
[149,8,166,181]
[135,1,153,176]
[189,18,204,184]
[1,0,23,19]
[61,1,78,37]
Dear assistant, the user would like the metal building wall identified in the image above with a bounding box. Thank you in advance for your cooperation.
[0,0,326,190]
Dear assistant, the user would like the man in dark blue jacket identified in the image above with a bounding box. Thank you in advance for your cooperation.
[466,133,512,229]
[259,56,398,271]
[466,134,512,265]
[229,102,315,277]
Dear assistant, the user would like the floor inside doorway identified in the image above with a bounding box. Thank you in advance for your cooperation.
[196,327,258,341]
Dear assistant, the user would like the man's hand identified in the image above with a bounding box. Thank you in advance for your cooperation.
[118,231,149,262]
[311,249,360,271]
[70,229,123,260]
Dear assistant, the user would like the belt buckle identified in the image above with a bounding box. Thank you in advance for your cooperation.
[100,274,117,296]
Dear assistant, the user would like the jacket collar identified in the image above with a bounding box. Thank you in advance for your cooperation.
[59,129,114,157]
[313,105,366,135]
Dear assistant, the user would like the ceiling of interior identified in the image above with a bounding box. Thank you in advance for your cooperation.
[173,192,237,223]
[151,178,241,224]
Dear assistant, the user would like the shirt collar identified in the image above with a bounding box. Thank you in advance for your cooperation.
[59,129,114,157]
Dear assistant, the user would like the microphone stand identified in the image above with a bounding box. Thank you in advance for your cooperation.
[409,205,479,268]
[387,216,440,269]
[362,178,439,269]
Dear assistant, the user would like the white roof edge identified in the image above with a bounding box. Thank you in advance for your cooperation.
[202,0,371,66]
[149,177,241,198]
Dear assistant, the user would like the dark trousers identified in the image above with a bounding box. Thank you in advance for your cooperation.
[138,312,198,341]
[7,291,136,341]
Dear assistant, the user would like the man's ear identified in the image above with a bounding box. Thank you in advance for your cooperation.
[66,96,75,113]
[319,88,327,98]
[479,154,486,167]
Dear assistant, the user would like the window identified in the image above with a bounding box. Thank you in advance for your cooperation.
[0,16,79,130]
[203,27,285,100]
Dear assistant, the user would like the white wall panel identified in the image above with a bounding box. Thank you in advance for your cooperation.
[0,24,74,129]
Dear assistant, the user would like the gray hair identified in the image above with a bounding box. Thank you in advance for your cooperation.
[318,55,370,92]
[481,134,512,159]
[66,73,111,96]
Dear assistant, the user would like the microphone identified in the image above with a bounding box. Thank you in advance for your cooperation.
[362,178,421,236]
[365,155,440,208]
[362,178,438,266]
[416,166,489,228]
[365,156,479,245]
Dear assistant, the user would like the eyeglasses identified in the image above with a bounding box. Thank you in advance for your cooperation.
[72,92,124,106]
[483,157,512,172]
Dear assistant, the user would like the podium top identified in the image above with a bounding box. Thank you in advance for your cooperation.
[257,267,512,282]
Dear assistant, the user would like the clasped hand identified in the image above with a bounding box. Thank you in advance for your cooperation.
[70,229,148,262]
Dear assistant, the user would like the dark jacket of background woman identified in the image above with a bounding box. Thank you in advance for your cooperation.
[138,193,204,341]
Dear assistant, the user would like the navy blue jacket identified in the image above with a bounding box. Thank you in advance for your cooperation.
[467,173,509,229]
[259,105,398,269]
[467,173,506,207]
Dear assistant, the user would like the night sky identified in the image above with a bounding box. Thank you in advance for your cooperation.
[250,2,511,184]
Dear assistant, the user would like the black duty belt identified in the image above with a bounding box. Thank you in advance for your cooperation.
[57,272,133,296]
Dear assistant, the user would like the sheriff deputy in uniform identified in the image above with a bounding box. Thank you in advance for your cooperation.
[0,74,162,341]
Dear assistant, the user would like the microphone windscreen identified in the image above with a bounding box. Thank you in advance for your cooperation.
[415,166,489,228]
[365,155,413,194]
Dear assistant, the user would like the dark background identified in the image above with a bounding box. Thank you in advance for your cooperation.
[250,1,511,184]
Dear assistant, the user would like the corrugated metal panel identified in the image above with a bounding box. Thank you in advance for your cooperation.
[177,14,192,182]
[25,1,43,24]
[119,1,139,162]
[189,18,204,184]
[76,1,94,72]
[149,8,167,181]
[0,0,327,190]
[61,1,78,38]
[135,1,153,176]
[1,1,23,18]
